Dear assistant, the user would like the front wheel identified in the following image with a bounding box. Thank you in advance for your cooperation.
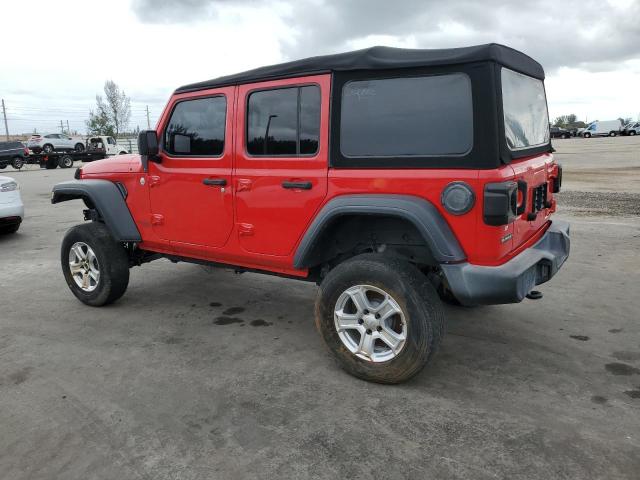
[583,132,591,138]
[75,143,85,152]
[43,144,54,153]
[61,222,130,306]
[630,131,637,136]
[315,254,445,384]
[609,131,617,137]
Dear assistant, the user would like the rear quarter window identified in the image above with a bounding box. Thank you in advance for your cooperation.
[340,73,473,157]
[501,68,550,150]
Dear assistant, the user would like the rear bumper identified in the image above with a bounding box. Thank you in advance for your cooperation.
[0,201,24,224]
[441,220,570,306]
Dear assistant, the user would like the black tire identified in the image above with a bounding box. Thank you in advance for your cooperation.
[0,164,6,169]
[118,151,128,155]
[609,131,617,137]
[0,223,20,234]
[12,157,24,169]
[563,133,570,139]
[583,132,591,138]
[74,143,85,152]
[43,144,54,153]
[630,131,636,136]
[315,254,445,384]
[59,155,74,168]
[45,160,57,169]
[61,222,130,307]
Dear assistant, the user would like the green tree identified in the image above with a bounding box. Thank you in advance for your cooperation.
[86,80,131,137]
[86,94,115,137]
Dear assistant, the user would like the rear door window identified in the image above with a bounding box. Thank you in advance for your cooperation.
[501,68,550,150]
[164,96,227,156]
[340,73,473,157]
[246,85,321,156]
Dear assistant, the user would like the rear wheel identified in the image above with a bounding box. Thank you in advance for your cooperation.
[43,144,54,153]
[629,130,636,136]
[12,157,24,169]
[563,133,570,139]
[59,155,74,168]
[609,131,617,137]
[583,132,591,138]
[74,143,85,152]
[61,222,130,306]
[315,254,445,384]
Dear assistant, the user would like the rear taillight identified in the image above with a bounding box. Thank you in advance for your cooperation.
[552,163,562,193]
[484,181,520,226]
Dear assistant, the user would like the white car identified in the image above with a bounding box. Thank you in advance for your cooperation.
[28,133,85,154]
[0,176,24,234]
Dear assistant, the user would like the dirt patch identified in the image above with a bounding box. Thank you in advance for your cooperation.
[555,191,640,217]
[605,363,640,376]
[214,316,244,325]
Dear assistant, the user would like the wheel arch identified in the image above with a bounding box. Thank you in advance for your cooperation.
[51,180,141,242]
[293,195,466,270]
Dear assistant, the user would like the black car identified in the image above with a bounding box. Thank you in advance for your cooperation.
[0,141,29,169]
[550,127,571,139]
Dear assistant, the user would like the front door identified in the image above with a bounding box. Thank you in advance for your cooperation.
[148,87,235,248]
[234,75,329,257]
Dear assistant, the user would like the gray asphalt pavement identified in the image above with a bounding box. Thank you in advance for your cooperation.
[1,141,639,479]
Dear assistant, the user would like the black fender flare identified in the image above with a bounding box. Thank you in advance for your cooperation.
[51,180,142,242]
[293,194,466,269]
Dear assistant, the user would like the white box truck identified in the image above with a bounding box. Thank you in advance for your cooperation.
[579,120,622,138]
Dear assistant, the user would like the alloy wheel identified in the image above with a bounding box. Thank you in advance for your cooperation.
[334,284,407,362]
[68,242,100,292]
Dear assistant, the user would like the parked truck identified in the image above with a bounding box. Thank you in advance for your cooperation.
[578,120,622,138]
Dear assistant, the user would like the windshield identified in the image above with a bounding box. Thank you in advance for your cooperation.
[501,68,550,150]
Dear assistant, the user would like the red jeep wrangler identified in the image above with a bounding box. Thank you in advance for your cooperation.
[52,44,569,383]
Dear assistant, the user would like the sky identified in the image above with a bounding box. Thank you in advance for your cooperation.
[1,0,639,135]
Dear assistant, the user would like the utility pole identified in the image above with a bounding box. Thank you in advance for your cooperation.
[146,105,151,129]
[2,99,9,141]
[60,120,64,134]
[66,120,70,135]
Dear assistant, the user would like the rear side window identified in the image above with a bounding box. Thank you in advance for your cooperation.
[501,68,550,150]
[340,74,473,157]
[165,96,226,156]
[246,85,320,156]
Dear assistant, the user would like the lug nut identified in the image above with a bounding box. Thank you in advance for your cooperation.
[366,329,372,335]
[358,318,364,324]
[377,326,382,332]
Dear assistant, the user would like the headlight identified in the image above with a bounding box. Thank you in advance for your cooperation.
[441,182,475,215]
[0,181,19,192]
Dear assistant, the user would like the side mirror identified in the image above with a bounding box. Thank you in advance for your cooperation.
[138,130,160,171]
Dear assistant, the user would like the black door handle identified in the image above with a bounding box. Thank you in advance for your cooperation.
[203,178,227,186]
[282,181,312,190]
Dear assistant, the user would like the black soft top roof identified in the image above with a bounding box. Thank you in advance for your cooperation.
[176,43,544,93]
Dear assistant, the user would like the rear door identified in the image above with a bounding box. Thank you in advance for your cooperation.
[234,75,329,256]
[501,67,555,252]
[148,87,235,247]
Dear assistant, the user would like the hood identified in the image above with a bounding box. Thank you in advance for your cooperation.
[81,154,143,174]
[0,175,16,183]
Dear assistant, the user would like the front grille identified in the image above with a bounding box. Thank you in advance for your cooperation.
[532,182,548,212]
